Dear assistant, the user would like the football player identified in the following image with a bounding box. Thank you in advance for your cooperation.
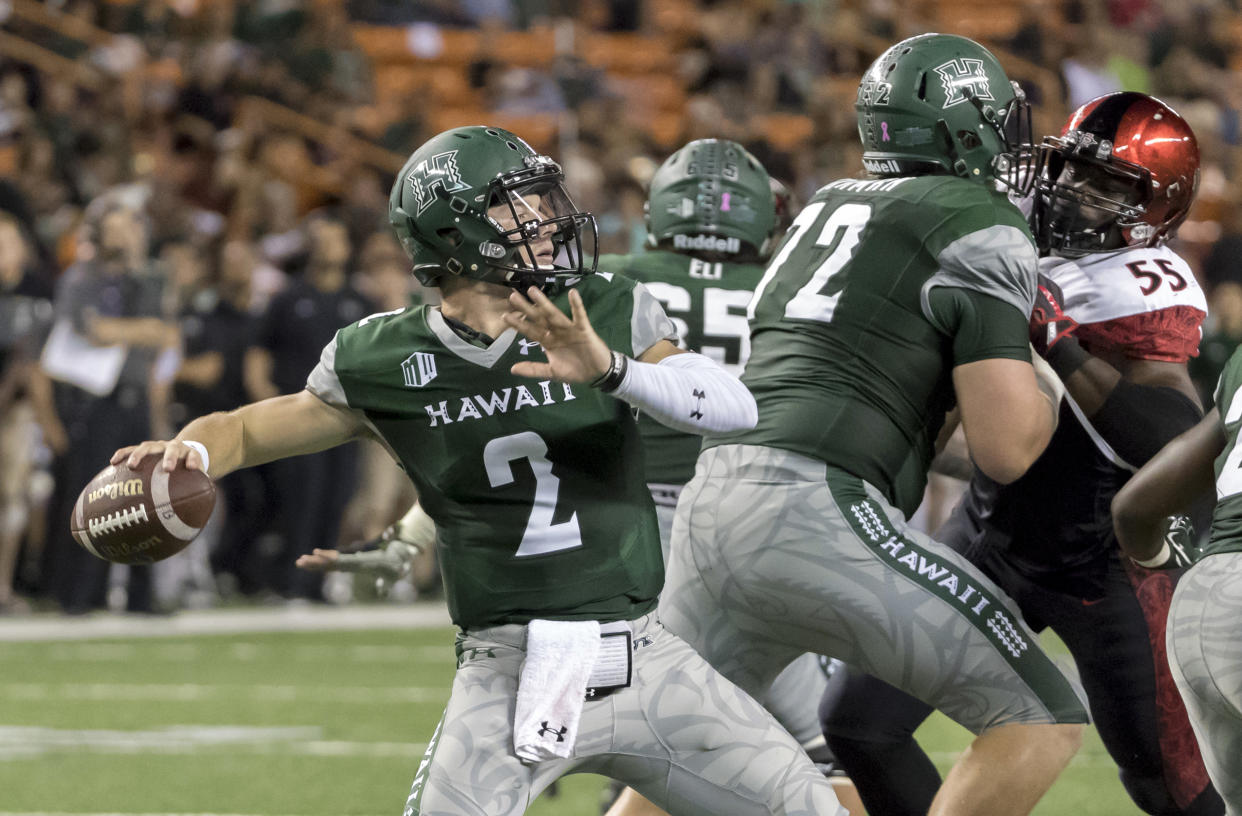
[658,33,1089,816]
[296,139,862,815]
[1113,347,1242,815]
[112,126,846,816]
[597,140,861,815]
[819,92,1224,816]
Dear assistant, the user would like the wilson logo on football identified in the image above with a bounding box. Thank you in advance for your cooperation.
[87,478,144,503]
[402,351,438,388]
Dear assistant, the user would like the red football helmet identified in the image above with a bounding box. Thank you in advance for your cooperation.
[1027,92,1199,255]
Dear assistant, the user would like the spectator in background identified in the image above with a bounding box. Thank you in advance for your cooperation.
[244,210,375,601]
[0,213,58,613]
[42,197,177,615]
[1191,281,1242,410]
[175,238,272,599]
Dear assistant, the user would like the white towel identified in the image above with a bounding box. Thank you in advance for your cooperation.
[513,619,601,762]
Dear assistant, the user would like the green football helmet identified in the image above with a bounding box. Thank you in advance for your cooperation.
[389,126,597,291]
[645,139,777,262]
[856,33,1031,186]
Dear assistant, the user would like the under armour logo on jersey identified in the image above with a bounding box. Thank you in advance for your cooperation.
[518,339,541,356]
[690,389,706,420]
[406,150,469,215]
[402,352,437,388]
[934,58,994,108]
[538,722,568,742]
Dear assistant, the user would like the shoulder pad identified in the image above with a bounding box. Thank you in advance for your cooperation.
[1043,247,1206,361]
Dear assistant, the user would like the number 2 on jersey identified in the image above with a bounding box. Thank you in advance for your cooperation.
[748,202,872,322]
[483,431,583,557]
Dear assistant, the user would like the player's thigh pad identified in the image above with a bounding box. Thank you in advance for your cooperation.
[405,614,843,816]
[662,444,1086,733]
[1167,553,1242,811]
[596,618,844,816]
[404,628,535,816]
[759,653,831,748]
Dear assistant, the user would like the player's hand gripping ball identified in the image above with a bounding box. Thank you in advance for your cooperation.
[70,456,215,565]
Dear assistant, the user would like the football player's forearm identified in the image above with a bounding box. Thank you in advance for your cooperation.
[1045,338,1117,415]
[604,352,757,435]
[89,316,176,349]
[174,411,246,478]
[174,393,363,478]
[1113,409,1223,561]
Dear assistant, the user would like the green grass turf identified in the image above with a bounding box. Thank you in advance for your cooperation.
[0,627,1130,815]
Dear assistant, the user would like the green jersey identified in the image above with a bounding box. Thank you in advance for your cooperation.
[598,250,765,486]
[1208,347,1242,556]
[711,175,1037,517]
[307,273,677,628]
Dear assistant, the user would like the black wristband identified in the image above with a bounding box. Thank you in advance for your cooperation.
[590,350,629,393]
[1042,336,1091,379]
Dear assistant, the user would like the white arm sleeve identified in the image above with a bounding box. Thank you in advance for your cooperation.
[611,352,758,435]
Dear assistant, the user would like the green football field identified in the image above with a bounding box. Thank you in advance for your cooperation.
[0,611,1133,815]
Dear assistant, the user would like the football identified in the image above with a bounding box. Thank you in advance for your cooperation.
[70,455,216,565]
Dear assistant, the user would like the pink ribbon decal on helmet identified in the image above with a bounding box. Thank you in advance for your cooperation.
[881,122,891,142]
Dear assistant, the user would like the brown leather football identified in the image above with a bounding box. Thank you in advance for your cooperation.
[70,455,216,565]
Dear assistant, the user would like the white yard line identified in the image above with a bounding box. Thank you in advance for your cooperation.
[0,603,453,642]
[0,683,447,704]
[25,643,453,663]
[0,725,429,761]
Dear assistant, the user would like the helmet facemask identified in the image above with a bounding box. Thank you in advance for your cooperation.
[1027,132,1151,256]
[480,161,598,293]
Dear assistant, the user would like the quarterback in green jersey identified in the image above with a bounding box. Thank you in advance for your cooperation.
[659,33,1089,816]
[1114,346,1242,814]
[112,126,845,816]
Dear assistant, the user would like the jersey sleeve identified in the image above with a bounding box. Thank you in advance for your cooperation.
[305,333,349,408]
[924,287,1032,365]
[924,223,1039,319]
[630,281,679,357]
[1075,306,1205,362]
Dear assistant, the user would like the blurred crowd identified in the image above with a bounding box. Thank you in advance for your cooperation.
[3,0,1242,614]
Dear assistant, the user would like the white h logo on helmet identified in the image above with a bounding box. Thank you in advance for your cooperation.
[935,59,994,108]
[402,352,438,388]
[406,151,469,215]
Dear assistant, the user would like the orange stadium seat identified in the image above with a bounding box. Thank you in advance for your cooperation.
[488,113,560,151]
[581,33,676,74]
[492,28,558,69]
[935,0,1023,41]
[757,114,816,152]
[352,25,482,67]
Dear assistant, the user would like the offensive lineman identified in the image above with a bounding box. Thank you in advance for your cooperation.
[111,126,845,816]
[658,33,1088,816]
[598,140,860,815]
[820,92,1223,816]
